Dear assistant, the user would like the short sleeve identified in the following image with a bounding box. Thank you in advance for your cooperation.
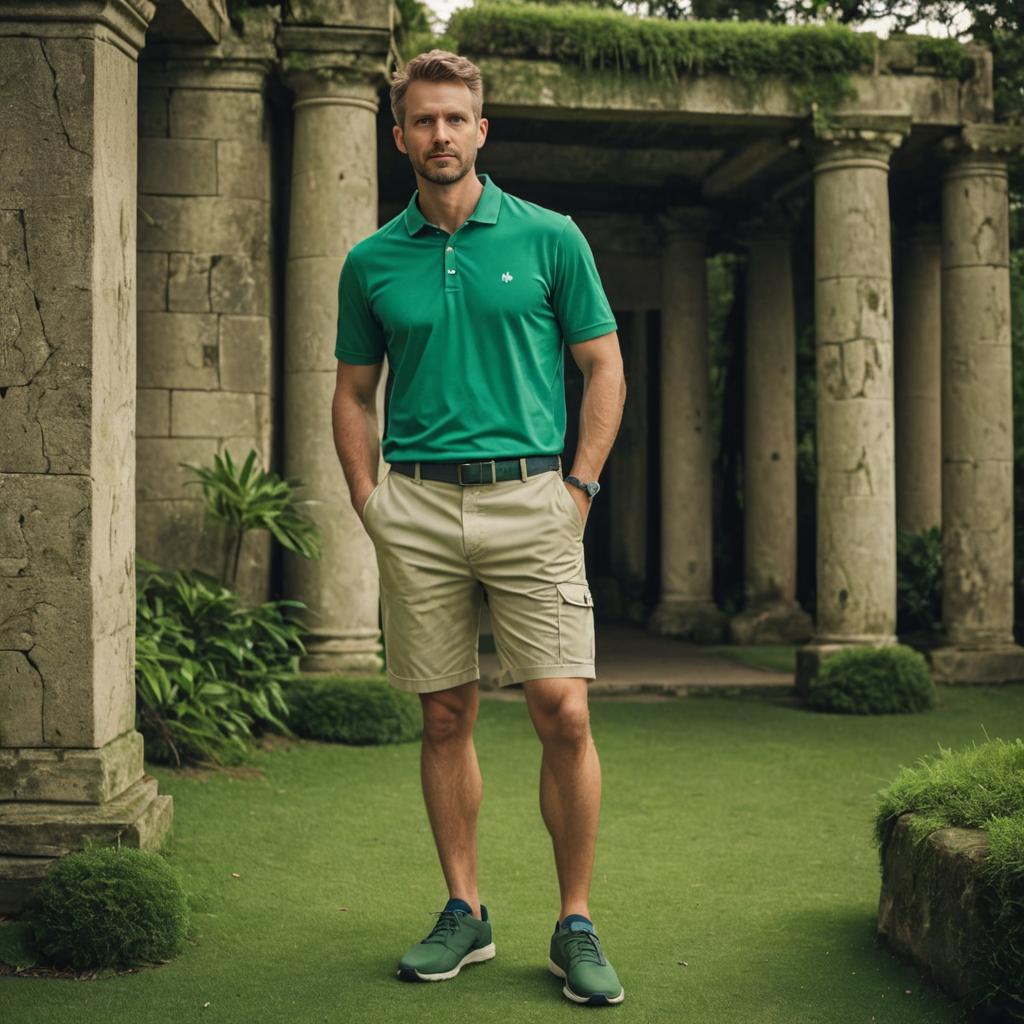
[335,251,386,364]
[550,217,618,345]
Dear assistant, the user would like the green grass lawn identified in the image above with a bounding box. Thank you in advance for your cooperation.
[4,685,1024,1024]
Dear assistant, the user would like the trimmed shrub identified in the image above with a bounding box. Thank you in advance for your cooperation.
[807,644,935,714]
[283,675,422,745]
[27,842,192,970]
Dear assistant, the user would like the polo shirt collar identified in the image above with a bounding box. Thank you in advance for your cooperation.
[403,172,502,236]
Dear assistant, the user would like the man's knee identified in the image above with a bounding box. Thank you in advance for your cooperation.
[525,681,591,748]
[419,680,478,742]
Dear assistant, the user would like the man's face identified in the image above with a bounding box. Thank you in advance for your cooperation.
[393,79,487,186]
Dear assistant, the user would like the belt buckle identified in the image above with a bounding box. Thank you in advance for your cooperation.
[457,460,496,485]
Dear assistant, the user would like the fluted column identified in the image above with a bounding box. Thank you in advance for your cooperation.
[648,207,727,642]
[279,21,391,673]
[893,221,942,532]
[730,215,812,644]
[796,117,909,694]
[931,125,1024,684]
[0,0,170,913]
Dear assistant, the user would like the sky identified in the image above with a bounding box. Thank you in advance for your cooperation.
[421,0,974,39]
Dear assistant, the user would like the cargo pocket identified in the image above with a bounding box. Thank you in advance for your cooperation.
[556,580,595,665]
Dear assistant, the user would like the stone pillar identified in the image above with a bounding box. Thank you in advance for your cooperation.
[608,309,649,624]
[930,125,1024,684]
[0,0,171,913]
[795,117,909,694]
[279,11,392,673]
[136,9,277,602]
[893,221,942,533]
[730,217,812,644]
[648,207,727,642]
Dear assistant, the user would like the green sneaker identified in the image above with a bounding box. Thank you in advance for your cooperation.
[396,899,496,982]
[548,916,625,1005]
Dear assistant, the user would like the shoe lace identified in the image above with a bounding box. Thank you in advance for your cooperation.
[564,930,605,966]
[423,909,465,944]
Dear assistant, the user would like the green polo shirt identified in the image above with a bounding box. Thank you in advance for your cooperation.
[334,172,617,462]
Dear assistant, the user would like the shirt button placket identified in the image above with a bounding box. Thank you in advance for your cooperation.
[444,240,457,291]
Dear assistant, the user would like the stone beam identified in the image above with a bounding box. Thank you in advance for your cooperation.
[147,0,228,43]
[702,136,801,198]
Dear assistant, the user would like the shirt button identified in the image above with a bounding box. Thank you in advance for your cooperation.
[446,246,454,252]
[447,268,457,275]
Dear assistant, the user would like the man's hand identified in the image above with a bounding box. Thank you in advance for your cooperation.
[563,481,590,530]
[354,482,377,526]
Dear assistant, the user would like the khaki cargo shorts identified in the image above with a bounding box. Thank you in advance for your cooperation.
[361,461,596,694]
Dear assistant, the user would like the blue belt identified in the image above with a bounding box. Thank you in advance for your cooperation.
[390,454,562,486]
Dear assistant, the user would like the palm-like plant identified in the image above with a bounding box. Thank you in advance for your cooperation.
[179,449,321,588]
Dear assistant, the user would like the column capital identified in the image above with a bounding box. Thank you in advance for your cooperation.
[0,0,156,55]
[938,124,1024,180]
[802,113,911,172]
[654,205,717,244]
[278,24,392,105]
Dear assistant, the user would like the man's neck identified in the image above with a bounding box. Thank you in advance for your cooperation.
[415,171,484,235]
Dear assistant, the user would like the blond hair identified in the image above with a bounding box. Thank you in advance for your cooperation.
[390,49,484,129]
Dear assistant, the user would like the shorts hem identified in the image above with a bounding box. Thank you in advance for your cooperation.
[386,666,481,694]
[505,664,597,685]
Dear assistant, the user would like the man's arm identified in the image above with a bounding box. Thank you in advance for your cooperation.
[332,359,384,525]
[565,329,627,521]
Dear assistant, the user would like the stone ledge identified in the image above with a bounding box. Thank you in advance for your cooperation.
[929,644,1024,685]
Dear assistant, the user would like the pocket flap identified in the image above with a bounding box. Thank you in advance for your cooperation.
[556,581,593,607]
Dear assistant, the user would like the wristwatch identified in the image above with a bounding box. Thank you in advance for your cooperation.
[565,475,601,500]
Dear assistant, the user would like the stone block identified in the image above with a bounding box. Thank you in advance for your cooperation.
[210,254,270,315]
[139,85,170,137]
[216,139,270,199]
[136,436,219,500]
[283,0,393,30]
[219,315,271,393]
[168,254,212,312]
[877,812,992,1004]
[136,496,230,575]
[140,137,217,195]
[929,644,1024,685]
[0,650,43,747]
[729,601,814,646]
[138,195,269,255]
[138,251,169,311]
[138,311,219,389]
[0,730,145,804]
[137,388,171,436]
[647,600,728,643]
[169,87,265,141]
[170,390,257,437]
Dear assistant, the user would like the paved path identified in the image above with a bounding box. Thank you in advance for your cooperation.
[479,621,795,698]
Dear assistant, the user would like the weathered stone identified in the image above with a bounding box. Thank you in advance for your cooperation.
[219,315,271,393]
[136,436,218,500]
[170,389,257,437]
[648,599,728,644]
[138,311,219,389]
[216,139,270,199]
[0,730,144,803]
[169,87,264,141]
[168,253,212,312]
[729,601,813,645]
[137,388,170,436]
[209,254,269,314]
[930,644,1024,684]
[137,251,169,311]
[877,812,992,1003]
[139,85,169,137]
[140,137,217,195]
[138,195,269,254]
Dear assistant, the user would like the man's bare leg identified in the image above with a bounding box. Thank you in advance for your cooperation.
[419,680,484,919]
[522,677,600,922]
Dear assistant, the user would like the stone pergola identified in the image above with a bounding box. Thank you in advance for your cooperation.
[1,0,1022,910]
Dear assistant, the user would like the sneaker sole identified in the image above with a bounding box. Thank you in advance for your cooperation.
[548,956,625,1005]
[396,942,496,982]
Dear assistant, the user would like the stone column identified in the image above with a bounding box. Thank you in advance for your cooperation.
[136,8,277,603]
[648,207,727,642]
[608,309,649,624]
[729,216,812,644]
[0,0,171,913]
[930,125,1024,684]
[893,221,942,533]
[795,117,909,694]
[279,14,392,673]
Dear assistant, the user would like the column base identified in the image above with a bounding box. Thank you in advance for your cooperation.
[729,600,813,645]
[929,643,1024,685]
[0,774,173,914]
[648,599,728,643]
[300,631,384,675]
[795,637,898,697]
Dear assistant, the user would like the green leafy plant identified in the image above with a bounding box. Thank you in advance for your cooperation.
[179,448,321,589]
[26,839,192,970]
[807,643,935,714]
[896,526,943,636]
[283,676,422,745]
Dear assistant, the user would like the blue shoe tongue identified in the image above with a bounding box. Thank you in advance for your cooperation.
[443,897,473,915]
[568,921,594,932]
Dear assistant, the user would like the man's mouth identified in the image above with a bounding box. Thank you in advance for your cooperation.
[430,153,455,159]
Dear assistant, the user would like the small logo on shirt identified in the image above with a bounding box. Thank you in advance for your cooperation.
[501,271,514,283]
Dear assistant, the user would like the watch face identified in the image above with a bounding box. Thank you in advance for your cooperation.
[585,482,600,498]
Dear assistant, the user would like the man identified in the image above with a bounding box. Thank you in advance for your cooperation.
[331,48,627,1007]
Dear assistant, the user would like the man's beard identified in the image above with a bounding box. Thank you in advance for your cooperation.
[418,150,474,185]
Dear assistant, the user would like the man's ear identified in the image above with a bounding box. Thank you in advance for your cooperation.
[392,124,406,154]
